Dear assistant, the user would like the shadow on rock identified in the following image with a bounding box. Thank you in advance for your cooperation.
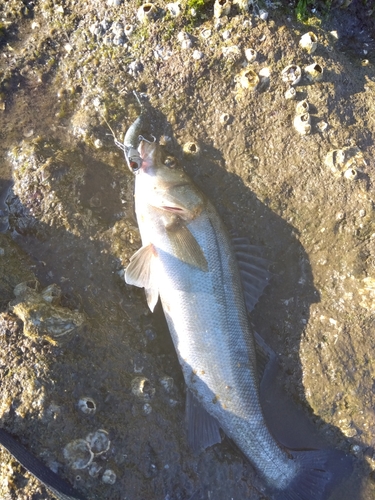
[0,96,371,499]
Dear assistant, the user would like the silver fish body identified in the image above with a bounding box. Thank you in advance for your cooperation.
[125,138,348,499]
[126,140,297,489]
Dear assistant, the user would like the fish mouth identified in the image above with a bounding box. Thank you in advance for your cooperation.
[162,206,184,212]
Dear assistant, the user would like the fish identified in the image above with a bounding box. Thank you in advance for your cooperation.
[123,98,350,499]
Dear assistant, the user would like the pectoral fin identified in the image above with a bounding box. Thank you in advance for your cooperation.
[166,218,208,272]
[125,244,159,311]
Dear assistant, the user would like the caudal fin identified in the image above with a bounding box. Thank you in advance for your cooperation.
[273,449,353,500]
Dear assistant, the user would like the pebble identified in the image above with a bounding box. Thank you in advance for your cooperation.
[89,22,102,37]
[181,39,193,49]
[113,36,125,46]
[112,21,124,36]
[201,28,212,39]
[128,61,144,76]
[192,50,204,60]
[177,31,189,42]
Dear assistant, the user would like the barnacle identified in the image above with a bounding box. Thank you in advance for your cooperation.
[304,63,323,82]
[63,439,94,470]
[183,141,200,155]
[281,65,301,86]
[299,32,318,54]
[296,99,309,114]
[293,113,311,135]
[137,3,157,23]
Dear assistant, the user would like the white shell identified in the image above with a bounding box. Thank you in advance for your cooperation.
[284,87,296,100]
[233,0,250,12]
[296,99,309,114]
[236,68,260,90]
[245,48,257,63]
[258,67,270,87]
[324,146,365,178]
[78,397,96,415]
[293,113,311,135]
[222,45,242,61]
[86,430,110,455]
[299,32,318,54]
[214,0,231,18]
[304,63,323,82]
[131,377,155,399]
[281,65,301,86]
[259,9,268,20]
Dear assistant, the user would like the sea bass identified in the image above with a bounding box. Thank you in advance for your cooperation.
[123,103,346,499]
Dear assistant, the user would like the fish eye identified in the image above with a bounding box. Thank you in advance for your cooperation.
[164,156,176,168]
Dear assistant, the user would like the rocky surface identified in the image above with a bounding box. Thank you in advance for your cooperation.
[0,0,374,498]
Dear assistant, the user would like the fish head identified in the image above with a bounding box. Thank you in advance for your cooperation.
[134,139,206,222]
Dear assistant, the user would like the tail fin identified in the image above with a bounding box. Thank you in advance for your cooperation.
[273,449,353,500]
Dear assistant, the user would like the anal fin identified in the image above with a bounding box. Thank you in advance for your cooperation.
[186,390,221,453]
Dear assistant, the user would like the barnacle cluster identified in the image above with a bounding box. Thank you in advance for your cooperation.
[10,282,85,342]
[64,430,114,483]
[324,146,367,180]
